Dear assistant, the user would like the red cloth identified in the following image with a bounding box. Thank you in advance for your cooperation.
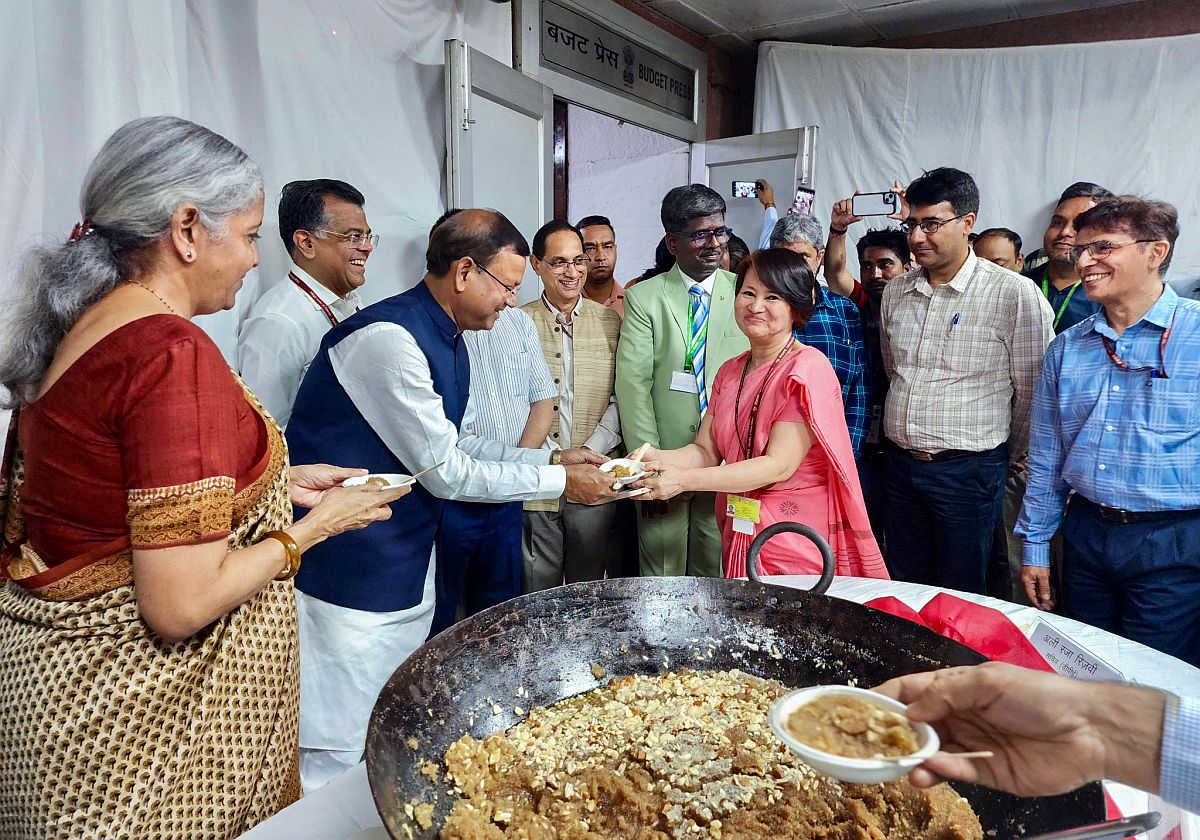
[865,593,1055,672]
[13,315,269,570]
[711,346,888,580]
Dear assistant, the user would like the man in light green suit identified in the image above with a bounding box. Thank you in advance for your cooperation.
[616,184,750,577]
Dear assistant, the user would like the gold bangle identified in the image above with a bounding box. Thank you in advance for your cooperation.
[549,449,563,466]
[264,530,301,581]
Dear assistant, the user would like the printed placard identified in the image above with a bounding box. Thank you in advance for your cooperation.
[1030,619,1125,683]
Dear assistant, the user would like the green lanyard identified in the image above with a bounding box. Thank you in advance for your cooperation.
[1041,272,1081,330]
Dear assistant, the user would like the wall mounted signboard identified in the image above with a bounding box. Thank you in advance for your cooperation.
[540,0,696,121]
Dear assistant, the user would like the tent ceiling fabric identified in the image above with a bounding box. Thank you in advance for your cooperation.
[636,0,1136,48]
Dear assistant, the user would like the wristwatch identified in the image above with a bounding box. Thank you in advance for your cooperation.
[549,449,563,466]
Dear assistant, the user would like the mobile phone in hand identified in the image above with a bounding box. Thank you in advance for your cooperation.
[852,191,900,217]
[732,180,758,199]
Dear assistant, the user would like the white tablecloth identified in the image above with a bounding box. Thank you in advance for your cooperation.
[241,577,1200,839]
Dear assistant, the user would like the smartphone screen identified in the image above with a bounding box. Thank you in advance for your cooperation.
[792,187,816,216]
[852,192,900,217]
[732,180,758,199]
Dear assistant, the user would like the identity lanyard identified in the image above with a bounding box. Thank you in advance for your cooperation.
[289,272,356,327]
[1041,273,1080,331]
[685,289,708,373]
[733,341,796,460]
[1101,309,1176,380]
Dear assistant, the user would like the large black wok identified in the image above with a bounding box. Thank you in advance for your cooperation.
[366,524,1103,838]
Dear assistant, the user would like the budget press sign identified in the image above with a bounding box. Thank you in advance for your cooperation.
[541,0,697,121]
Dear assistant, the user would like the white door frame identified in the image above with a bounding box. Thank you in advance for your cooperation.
[444,39,554,219]
[689,127,820,191]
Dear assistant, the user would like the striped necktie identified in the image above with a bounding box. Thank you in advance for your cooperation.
[688,284,709,416]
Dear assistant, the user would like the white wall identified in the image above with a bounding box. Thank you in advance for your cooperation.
[566,103,690,283]
[754,37,1200,298]
[0,0,512,442]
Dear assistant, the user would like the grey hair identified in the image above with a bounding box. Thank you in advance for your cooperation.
[0,116,263,407]
[770,213,825,251]
[660,184,726,233]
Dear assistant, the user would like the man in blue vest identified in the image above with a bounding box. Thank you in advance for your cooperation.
[286,208,620,790]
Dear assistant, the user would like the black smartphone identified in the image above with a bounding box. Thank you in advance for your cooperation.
[732,180,758,199]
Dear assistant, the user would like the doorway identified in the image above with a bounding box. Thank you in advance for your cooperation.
[560,102,690,285]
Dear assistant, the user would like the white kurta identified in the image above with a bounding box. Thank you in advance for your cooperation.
[297,319,565,790]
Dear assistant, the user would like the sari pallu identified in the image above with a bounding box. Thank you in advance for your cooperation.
[0,319,300,840]
[710,346,889,581]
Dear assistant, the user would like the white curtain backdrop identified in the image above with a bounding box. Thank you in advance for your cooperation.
[0,0,511,362]
[753,35,1200,293]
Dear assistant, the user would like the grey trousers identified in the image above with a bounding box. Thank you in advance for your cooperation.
[523,502,621,593]
[1002,467,1062,606]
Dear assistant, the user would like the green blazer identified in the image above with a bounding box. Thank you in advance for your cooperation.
[616,264,749,452]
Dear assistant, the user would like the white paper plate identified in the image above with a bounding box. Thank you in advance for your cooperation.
[599,458,646,485]
[341,473,415,490]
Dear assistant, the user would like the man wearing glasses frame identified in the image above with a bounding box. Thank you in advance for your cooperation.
[238,179,375,428]
[616,184,749,578]
[879,167,1054,597]
[1017,196,1200,667]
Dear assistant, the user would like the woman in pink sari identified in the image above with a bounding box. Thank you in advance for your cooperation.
[640,248,888,581]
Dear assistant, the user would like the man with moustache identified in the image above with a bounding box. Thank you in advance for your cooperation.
[284,209,619,789]
[522,220,623,591]
[616,184,749,577]
[1024,182,1113,335]
[238,179,373,428]
[1017,197,1200,666]
[577,215,626,318]
[880,168,1054,594]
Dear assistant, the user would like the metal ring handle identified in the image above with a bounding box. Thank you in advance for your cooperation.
[745,521,835,594]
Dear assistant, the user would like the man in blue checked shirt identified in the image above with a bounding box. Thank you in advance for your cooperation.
[770,213,871,459]
[1017,196,1200,667]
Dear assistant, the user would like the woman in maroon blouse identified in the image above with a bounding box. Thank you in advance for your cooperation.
[0,117,405,839]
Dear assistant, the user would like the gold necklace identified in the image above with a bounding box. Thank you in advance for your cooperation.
[127,279,180,315]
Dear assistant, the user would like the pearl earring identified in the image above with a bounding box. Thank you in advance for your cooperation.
[185,251,193,261]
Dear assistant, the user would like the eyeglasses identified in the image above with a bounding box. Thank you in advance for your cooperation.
[476,264,518,299]
[1067,239,1159,263]
[544,257,589,275]
[899,214,968,236]
[674,226,734,245]
[313,228,380,248]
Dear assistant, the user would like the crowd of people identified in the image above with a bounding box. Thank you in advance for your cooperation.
[0,115,1196,837]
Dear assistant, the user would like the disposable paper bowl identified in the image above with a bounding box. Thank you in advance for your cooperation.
[342,473,415,490]
[768,685,939,783]
[599,458,646,485]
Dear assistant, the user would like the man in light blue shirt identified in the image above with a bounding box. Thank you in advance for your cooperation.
[1017,196,1200,666]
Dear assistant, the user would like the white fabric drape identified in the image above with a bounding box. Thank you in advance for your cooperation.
[753,36,1200,292]
[0,0,510,366]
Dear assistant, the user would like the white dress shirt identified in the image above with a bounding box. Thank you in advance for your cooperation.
[880,250,1054,455]
[542,296,622,453]
[462,308,557,446]
[328,322,566,501]
[237,267,361,429]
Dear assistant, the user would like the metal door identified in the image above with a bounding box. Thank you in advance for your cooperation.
[445,40,554,304]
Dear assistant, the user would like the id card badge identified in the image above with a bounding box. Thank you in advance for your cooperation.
[670,370,698,393]
[727,494,761,536]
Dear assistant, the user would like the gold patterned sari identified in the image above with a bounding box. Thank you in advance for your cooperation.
[0,317,300,839]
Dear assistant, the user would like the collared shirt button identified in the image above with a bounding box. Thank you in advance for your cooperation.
[1098,464,1107,471]
[1105,424,1114,432]
[1112,384,1120,392]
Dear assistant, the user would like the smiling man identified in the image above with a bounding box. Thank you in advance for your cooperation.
[521,220,623,591]
[1023,182,1112,335]
[284,209,620,790]
[879,168,1054,595]
[238,179,374,428]
[616,184,749,577]
[1017,196,1200,666]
